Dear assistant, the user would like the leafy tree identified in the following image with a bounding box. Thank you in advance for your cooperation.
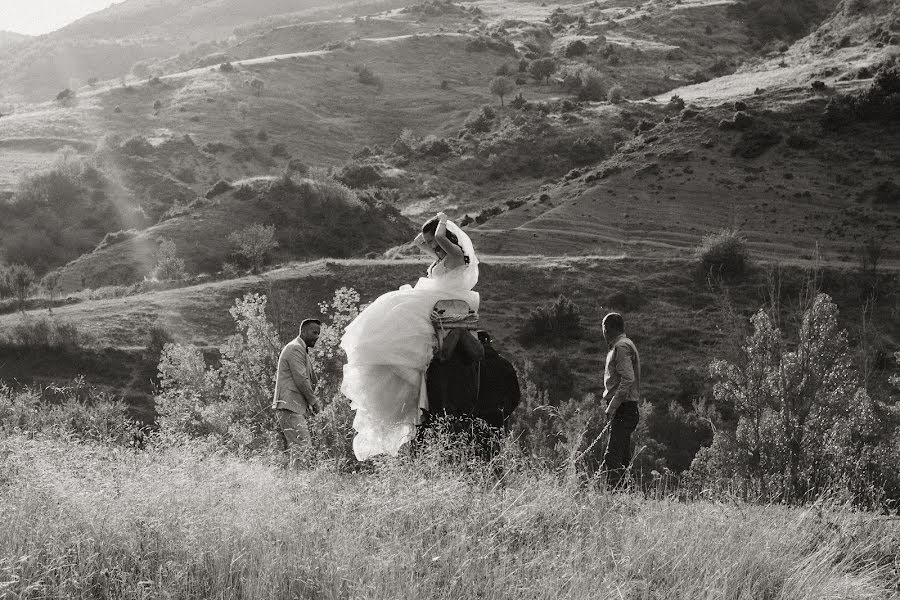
[250,78,264,97]
[489,76,516,107]
[4,263,35,310]
[40,270,61,307]
[529,58,557,84]
[228,224,278,274]
[153,239,187,281]
[692,293,899,504]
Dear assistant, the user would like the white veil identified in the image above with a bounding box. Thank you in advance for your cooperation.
[445,219,479,290]
[410,219,480,295]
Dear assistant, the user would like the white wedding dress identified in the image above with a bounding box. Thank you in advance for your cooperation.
[340,221,480,460]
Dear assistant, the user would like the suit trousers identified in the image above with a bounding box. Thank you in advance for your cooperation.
[601,402,639,489]
[275,408,311,469]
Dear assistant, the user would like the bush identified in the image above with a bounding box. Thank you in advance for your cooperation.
[4,318,89,351]
[561,65,604,101]
[1,263,35,308]
[152,239,188,281]
[55,88,74,103]
[564,39,589,57]
[489,76,516,106]
[529,57,557,83]
[0,380,134,444]
[121,136,154,157]
[353,65,382,87]
[529,352,576,405]
[822,62,900,128]
[337,162,383,188]
[518,295,583,346]
[464,105,495,133]
[691,294,900,506]
[695,228,750,279]
[229,224,278,274]
[416,136,453,157]
[205,180,232,199]
[607,84,624,104]
[219,62,235,72]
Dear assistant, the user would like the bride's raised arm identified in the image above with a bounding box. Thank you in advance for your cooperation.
[413,231,440,260]
[434,214,465,259]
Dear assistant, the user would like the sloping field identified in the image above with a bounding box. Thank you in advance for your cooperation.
[468,97,900,264]
[2,254,895,417]
[0,33,521,193]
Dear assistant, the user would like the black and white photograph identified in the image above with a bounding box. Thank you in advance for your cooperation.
[0,0,899,597]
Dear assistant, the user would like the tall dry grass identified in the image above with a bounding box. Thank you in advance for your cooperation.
[1,434,897,599]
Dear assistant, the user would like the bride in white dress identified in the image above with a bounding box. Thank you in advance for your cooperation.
[340,212,480,460]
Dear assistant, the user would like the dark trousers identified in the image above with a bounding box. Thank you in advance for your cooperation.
[601,402,639,489]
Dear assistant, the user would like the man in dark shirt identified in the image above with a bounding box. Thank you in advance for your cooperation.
[475,330,521,433]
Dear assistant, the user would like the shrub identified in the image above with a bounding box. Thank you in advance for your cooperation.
[489,76,516,106]
[1,263,35,309]
[287,159,309,175]
[607,84,624,104]
[0,381,133,444]
[416,136,453,157]
[152,239,188,281]
[3,318,89,351]
[353,65,382,87]
[695,228,750,279]
[561,65,604,101]
[203,142,228,154]
[337,162,383,188]
[228,224,278,274]
[153,99,162,110]
[529,352,576,404]
[205,180,232,198]
[529,57,557,83]
[509,93,528,110]
[55,88,75,103]
[463,105,495,133]
[668,94,686,110]
[219,61,235,72]
[121,136,154,157]
[564,39,588,57]
[691,294,900,505]
[518,295,583,346]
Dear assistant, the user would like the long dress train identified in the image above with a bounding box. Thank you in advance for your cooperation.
[340,221,479,460]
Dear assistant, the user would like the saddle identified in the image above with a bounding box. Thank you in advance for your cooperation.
[430,299,479,331]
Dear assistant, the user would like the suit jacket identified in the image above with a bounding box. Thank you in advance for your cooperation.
[272,336,318,414]
[603,334,641,414]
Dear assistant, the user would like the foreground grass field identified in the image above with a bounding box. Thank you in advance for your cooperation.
[1,434,898,599]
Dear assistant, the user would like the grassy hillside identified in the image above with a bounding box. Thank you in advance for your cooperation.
[2,255,895,471]
[1,434,897,599]
[53,174,415,292]
[467,94,900,264]
[0,0,410,103]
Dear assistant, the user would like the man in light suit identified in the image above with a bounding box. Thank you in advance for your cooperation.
[600,312,641,490]
[272,318,321,469]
